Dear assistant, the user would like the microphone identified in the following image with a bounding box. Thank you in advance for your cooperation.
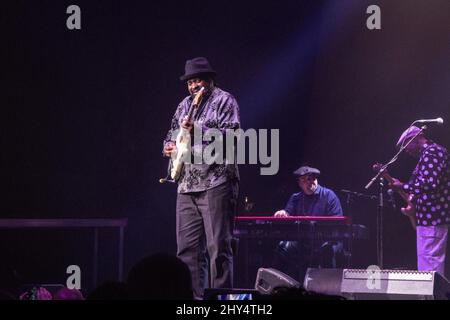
[414,117,444,125]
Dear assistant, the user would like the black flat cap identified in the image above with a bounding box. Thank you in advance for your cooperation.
[293,166,321,177]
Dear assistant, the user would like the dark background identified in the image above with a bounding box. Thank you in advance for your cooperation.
[1,0,449,291]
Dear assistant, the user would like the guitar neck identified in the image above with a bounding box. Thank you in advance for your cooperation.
[185,103,196,123]
[184,90,204,123]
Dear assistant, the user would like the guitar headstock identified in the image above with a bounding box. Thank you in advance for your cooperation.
[192,87,205,106]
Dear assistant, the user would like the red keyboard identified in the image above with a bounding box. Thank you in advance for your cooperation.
[235,216,350,224]
[233,215,368,240]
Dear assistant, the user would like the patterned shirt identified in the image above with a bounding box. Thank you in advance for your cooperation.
[164,87,240,194]
[284,185,343,216]
[403,142,450,226]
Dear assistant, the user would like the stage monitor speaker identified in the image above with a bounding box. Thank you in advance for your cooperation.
[341,269,450,300]
[303,268,343,297]
[254,268,301,295]
[304,268,450,300]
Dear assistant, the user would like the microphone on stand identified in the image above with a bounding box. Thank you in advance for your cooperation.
[414,117,444,125]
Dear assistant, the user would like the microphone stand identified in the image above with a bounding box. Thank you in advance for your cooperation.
[341,190,377,268]
[377,178,385,269]
[364,124,427,268]
[345,192,354,268]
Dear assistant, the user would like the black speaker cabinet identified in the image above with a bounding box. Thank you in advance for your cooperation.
[254,267,301,295]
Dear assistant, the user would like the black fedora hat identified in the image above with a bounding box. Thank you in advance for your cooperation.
[180,57,216,81]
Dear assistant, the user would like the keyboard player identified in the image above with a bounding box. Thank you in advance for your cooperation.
[272,165,344,282]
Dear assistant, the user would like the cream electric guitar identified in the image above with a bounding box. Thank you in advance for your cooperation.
[373,163,416,230]
[170,87,205,181]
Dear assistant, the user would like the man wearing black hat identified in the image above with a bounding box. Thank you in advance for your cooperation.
[390,126,450,276]
[272,165,343,282]
[162,57,240,299]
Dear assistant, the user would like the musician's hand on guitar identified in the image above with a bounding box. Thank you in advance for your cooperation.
[163,141,176,157]
[372,163,416,230]
[181,116,194,131]
[390,178,404,192]
[274,210,289,217]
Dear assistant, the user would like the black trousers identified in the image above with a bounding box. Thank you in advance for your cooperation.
[176,181,238,299]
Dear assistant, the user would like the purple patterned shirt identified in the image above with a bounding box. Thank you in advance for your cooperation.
[403,143,450,226]
[164,87,240,194]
